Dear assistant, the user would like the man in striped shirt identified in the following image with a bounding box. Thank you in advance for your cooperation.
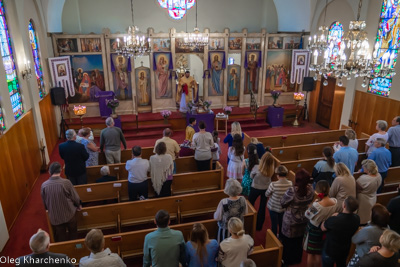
[41,162,82,242]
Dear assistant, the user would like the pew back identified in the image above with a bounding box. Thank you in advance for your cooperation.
[98,147,154,165]
[377,191,398,206]
[248,229,283,267]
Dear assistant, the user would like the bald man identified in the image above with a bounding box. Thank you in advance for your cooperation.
[17,229,73,266]
[153,128,180,173]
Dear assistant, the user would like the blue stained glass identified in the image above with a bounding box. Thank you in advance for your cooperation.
[28,20,45,99]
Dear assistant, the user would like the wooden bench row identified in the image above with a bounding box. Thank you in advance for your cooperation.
[87,156,198,184]
[98,147,155,165]
[49,222,282,267]
[76,163,224,203]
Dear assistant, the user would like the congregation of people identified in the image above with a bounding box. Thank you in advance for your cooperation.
[20,116,400,266]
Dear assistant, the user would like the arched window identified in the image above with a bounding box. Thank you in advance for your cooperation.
[28,20,45,99]
[328,21,344,61]
[0,0,23,119]
[0,106,4,130]
[157,0,195,20]
[369,0,400,97]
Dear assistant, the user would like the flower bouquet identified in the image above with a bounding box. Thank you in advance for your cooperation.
[106,98,120,118]
[223,106,232,115]
[203,100,212,111]
[270,90,282,107]
[161,110,172,124]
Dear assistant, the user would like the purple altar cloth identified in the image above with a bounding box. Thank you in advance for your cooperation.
[186,112,215,132]
[96,91,115,118]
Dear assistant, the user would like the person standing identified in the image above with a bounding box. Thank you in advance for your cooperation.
[79,127,100,167]
[192,121,214,171]
[387,116,400,167]
[312,147,335,186]
[143,210,187,267]
[150,142,174,197]
[387,186,400,234]
[368,138,392,193]
[333,136,359,174]
[241,144,259,197]
[329,163,356,210]
[365,120,389,156]
[154,128,180,173]
[186,118,196,143]
[321,196,360,267]
[59,129,89,185]
[125,146,150,201]
[100,117,127,164]
[41,162,82,242]
[227,134,245,180]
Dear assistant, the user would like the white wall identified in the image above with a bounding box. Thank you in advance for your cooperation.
[61,0,278,34]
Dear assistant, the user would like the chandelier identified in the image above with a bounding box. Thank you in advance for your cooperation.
[308,0,394,87]
[115,0,151,58]
[183,0,208,47]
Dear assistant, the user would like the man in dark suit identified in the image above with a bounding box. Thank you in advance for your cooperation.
[16,229,74,266]
[59,129,89,185]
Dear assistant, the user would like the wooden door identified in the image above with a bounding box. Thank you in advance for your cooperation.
[316,77,336,128]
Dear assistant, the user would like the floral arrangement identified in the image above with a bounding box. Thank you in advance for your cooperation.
[187,101,194,111]
[160,110,172,118]
[203,100,212,109]
[270,90,282,105]
[223,106,232,115]
[106,98,120,109]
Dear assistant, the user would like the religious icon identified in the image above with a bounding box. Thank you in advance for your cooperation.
[153,38,171,52]
[113,55,132,100]
[283,36,300,49]
[209,38,225,50]
[155,53,171,98]
[57,38,78,53]
[265,51,292,93]
[228,65,240,101]
[57,63,67,77]
[297,55,305,65]
[136,67,151,106]
[210,53,223,96]
[246,38,261,50]
[245,53,259,94]
[80,38,102,52]
[229,38,242,50]
[268,37,283,49]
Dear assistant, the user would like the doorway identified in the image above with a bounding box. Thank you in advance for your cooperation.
[316,77,336,128]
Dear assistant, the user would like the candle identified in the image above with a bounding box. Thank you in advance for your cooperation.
[117,38,120,48]
[313,50,318,65]
[313,35,317,44]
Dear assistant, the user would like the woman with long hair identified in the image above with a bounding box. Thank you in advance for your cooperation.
[330,162,356,210]
[357,159,382,225]
[227,134,245,180]
[312,146,335,186]
[241,144,259,196]
[223,121,244,163]
[186,223,219,267]
[280,169,314,266]
[218,217,254,267]
[248,152,274,231]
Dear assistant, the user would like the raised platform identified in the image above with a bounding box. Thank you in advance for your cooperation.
[65,105,300,140]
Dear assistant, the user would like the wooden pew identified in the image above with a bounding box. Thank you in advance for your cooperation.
[249,229,283,267]
[377,191,398,206]
[98,147,154,165]
[271,139,368,162]
[86,156,198,183]
[49,212,257,264]
[75,162,224,203]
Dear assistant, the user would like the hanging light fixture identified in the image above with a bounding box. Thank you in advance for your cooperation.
[183,0,208,48]
[115,0,151,58]
[308,0,395,87]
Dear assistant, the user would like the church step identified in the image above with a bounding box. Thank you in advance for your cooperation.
[123,129,164,140]
[122,123,172,132]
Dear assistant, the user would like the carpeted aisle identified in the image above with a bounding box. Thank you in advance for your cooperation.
[0,122,327,266]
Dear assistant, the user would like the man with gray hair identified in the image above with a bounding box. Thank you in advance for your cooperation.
[100,117,127,164]
[17,229,73,266]
[240,259,256,267]
[153,128,180,173]
[368,138,392,193]
[59,129,89,185]
[388,116,400,166]
[95,165,117,183]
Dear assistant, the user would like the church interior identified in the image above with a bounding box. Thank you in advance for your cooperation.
[1,0,400,266]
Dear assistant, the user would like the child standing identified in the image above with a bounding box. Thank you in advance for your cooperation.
[227,134,245,180]
[211,130,221,170]
[304,180,338,267]
[265,165,292,237]
[241,144,259,196]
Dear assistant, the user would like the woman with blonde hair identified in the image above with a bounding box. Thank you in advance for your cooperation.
[248,152,274,231]
[218,217,254,267]
[224,121,244,147]
[346,129,358,150]
[357,159,382,225]
[250,137,266,159]
[329,162,356,210]
[356,229,400,267]
[186,223,219,267]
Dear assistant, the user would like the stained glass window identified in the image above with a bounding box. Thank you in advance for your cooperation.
[0,106,4,130]
[0,0,23,119]
[157,0,195,20]
[369,0,400,97]
[28,20,45,99]
[328,21,344,61]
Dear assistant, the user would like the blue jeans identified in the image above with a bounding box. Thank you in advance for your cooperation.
[249,187,267,231]
[377,171,388,193]
[269,210,283,237]
[322,250,346,267]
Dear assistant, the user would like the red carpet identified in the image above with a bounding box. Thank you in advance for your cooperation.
[0,122,327,267]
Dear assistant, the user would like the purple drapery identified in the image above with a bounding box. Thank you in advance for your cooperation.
[110,54,132,72]
[202,70,211,79]
[244,51,262,68]
[153,52,173,70]
[207,51,226,69]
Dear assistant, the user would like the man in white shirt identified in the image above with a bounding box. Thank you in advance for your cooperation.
[153,128,180,173]
[125,146,150,201]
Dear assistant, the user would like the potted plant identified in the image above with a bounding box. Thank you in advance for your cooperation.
[223,106,232,115]
[106,98,120,118]
[203,100,212,112]
[270,90,282,107]
[160,110,172,124]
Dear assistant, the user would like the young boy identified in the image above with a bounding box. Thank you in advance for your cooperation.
[186,118,196,143]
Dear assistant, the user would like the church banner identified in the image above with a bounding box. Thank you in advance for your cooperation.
[290,50,310,84]
[48,56,75,97]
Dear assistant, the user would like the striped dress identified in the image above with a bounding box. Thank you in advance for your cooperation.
[265,178,293,213]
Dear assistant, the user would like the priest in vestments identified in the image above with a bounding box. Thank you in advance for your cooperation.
[176,71,198,113]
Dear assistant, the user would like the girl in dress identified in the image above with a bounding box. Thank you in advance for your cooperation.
[211,130,221,170]
[304,180,338,267]
[241,144,259,197]
[227,134,245,180]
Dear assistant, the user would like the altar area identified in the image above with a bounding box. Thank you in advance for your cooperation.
[52,28,306,120]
